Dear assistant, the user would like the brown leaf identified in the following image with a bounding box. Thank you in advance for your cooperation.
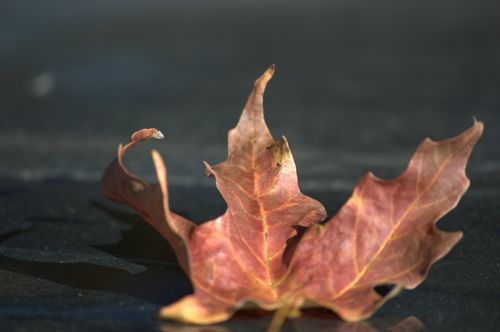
[102,65,326,324]
[101,128,195,272]
[288,119,483,321]
[165,66,327,323]
[101,66,483,327]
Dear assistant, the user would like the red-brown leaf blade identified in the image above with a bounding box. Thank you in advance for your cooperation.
[289,120,483,321]
[101,68,483,326]
[159,67,326,323]
[101,128,194,273]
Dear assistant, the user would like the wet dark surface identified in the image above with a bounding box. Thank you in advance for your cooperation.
[0,0,499,331]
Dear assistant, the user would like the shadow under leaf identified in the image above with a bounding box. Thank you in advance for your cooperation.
[0,201,192,305]
[0,202,425,332]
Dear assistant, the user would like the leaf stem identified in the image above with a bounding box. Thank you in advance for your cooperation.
[266,304,291,332]
[266,297,302,332]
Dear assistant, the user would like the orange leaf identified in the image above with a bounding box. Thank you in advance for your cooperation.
[101,66,483,326]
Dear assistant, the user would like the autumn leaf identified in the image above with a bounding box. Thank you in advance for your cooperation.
[102,128,195,273]
[287,116,483,321]
[102,65,327,323]
[101,65,483,327]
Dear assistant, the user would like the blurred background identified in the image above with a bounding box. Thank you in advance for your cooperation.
[1,0,498,187]
[0,1,499,331]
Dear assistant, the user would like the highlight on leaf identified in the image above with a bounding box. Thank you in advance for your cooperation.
[101,65,483,328]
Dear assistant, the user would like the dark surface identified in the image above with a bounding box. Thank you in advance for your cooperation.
[0,1,499,331]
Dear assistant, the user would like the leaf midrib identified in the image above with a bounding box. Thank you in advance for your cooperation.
[249,108,275,291]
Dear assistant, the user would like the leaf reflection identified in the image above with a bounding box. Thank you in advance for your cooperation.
[159,311,425,332]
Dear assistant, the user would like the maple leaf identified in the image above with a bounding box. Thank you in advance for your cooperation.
[287,116,483,321]
[101,66,483,327]
[102,66,326,323]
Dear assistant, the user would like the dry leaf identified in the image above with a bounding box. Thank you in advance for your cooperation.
[101,66,483,327]
[288,113,483,321]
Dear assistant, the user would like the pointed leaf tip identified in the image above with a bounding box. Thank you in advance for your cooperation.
[203,160,215,177]
[252,65,275,97]
[473,117,484,134]
[151,150,166,179]
[268,63,276,74]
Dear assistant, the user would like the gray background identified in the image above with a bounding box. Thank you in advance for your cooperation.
[0,1,499,331]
